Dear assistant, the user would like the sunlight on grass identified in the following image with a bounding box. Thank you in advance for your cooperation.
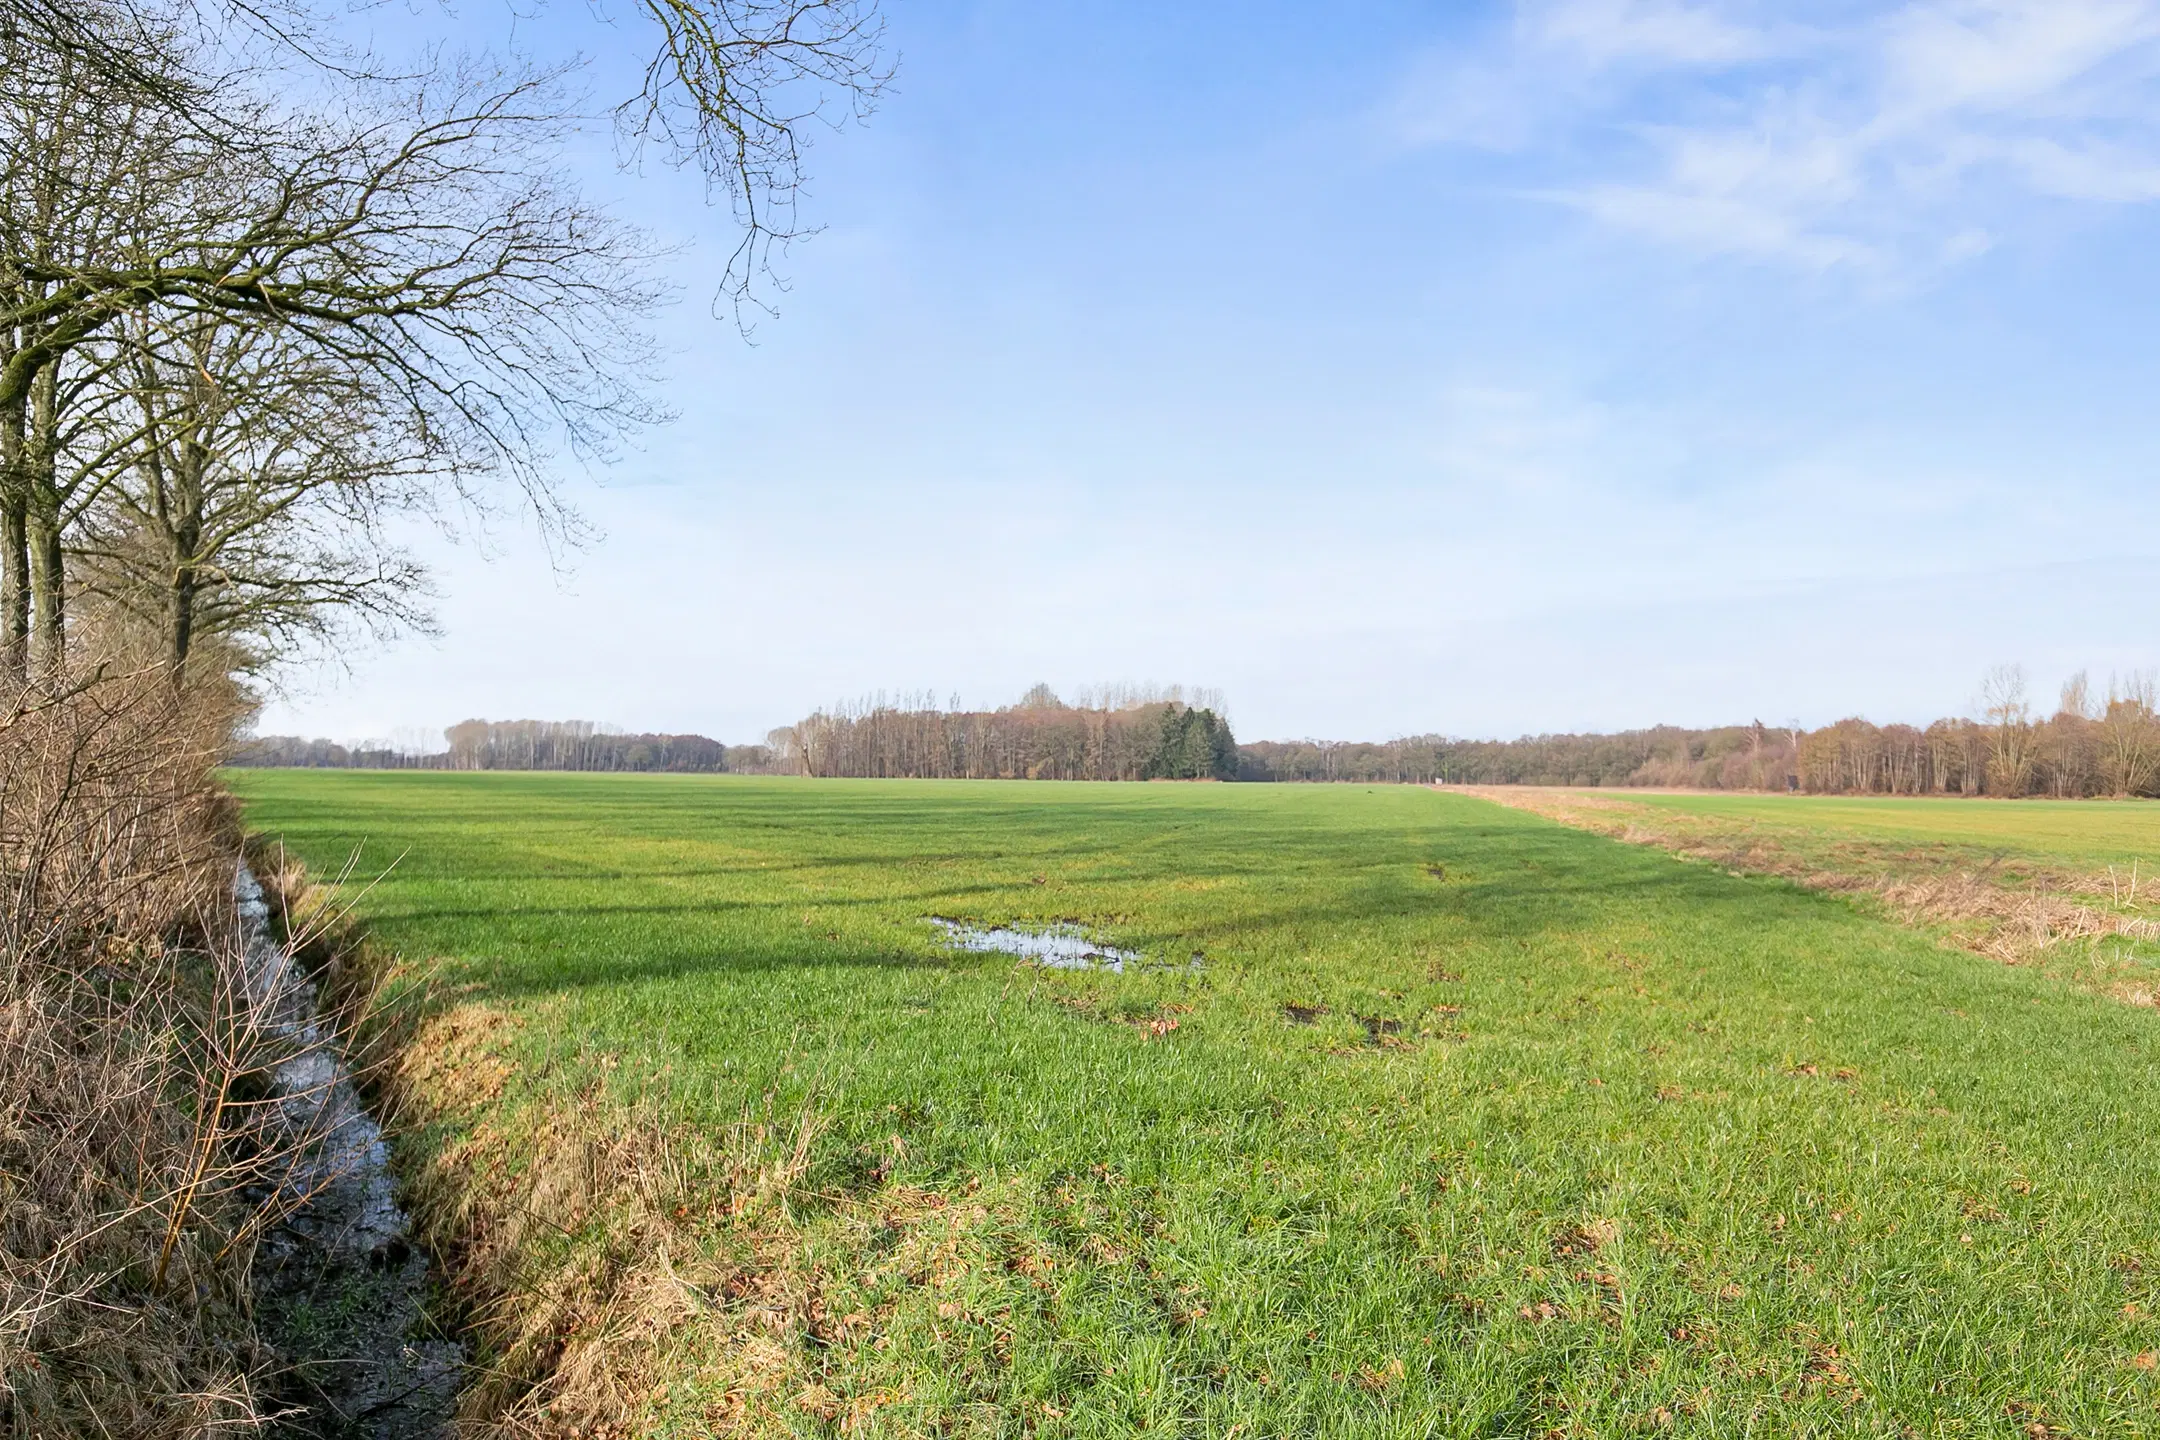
[1630,792,2160,870]
[234,772,2160,1437]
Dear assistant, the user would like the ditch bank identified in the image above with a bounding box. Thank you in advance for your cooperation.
[253,870,1195,1436]
[246,854,825,1440]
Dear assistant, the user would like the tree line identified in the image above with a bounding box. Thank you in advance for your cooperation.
[235,720,751,773]
[1246,667,2160,797]
[2,26,650,681]
[438,719,726,774]
[0,0,883,687]
[784,685,1239,781]
[238,666,2160,798]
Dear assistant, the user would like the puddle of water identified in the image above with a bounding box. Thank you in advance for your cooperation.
[928,917,1138,972]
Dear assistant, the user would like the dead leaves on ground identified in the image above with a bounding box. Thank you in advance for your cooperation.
[1048,991,1189,1040]
[1552,1217,1620,1259]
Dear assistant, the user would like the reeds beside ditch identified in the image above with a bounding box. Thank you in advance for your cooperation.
[0,667,361,1435]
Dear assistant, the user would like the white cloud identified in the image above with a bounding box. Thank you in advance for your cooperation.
[1391,48,1549,149]
[1563,182,1878,264]
[2006,135,2160,198]
[1531,0,1782,65]
[1879,1,2160,113]
[1402,0,2160,267]
[1390,0,1790,150]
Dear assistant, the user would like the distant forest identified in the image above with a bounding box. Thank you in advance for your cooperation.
[791,685,1239,781]
[1248,667,2160,798]
[237,667,2160,797]
[236,719,784,774]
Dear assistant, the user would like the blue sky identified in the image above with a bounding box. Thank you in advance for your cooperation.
[261,0,2160,747]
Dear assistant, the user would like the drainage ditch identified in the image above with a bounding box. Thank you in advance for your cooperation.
[235,863,464,1439]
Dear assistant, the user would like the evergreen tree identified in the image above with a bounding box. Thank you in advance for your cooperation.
[1144,705,1237,780]
[1204,709,1239,780]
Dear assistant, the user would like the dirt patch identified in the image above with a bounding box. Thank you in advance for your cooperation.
[1283,1003,1328,1026]
[1552,1217,1619,1259]
[1048,990,1191,1038]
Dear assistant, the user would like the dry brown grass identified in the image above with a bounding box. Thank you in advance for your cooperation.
[1459,785,2160,976]
[0,665,313,1436]
[400,1009,834,1437]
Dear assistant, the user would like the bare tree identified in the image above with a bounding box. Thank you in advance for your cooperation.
[2040,670,2099,797]
[2060,670,2096,722]
[0,19,189,680]
[72,310,445,676]
[1980,663,2035,795]
[2101,670,2160,798]
[614,0,888,312]
[8,0,887,304]
[2,31,668,676]
[1,0,887,686]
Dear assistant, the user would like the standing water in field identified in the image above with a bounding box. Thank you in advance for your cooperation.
[235,864,464,1438]
[928,917,1140,972]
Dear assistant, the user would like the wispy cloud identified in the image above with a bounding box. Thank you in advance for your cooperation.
[1400,0,2160,268]
[1532,0,1787,66]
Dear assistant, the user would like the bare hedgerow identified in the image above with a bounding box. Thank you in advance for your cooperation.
[0,661,353,1436]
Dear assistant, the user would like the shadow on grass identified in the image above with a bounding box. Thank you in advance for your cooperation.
[408,822,1881,1011]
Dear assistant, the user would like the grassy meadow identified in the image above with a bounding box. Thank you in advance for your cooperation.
[1624,792,2160,875]
[233,770,2160,1438]
[1464,787,2160,990]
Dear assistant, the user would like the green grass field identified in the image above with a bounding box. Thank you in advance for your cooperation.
[1624,792,2160,875]
[233,771,2160,1437]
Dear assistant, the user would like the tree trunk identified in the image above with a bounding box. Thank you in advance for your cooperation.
[0,490,25,689]
[28,510,63,679]
[163,439,208,679]
[0,362,25,688]
[168,565,197,677]
[25,363,63,679]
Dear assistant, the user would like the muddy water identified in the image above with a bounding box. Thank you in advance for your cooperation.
[928,917,1143,971]
[235,865,463,1438]
[927,919,1209,974]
